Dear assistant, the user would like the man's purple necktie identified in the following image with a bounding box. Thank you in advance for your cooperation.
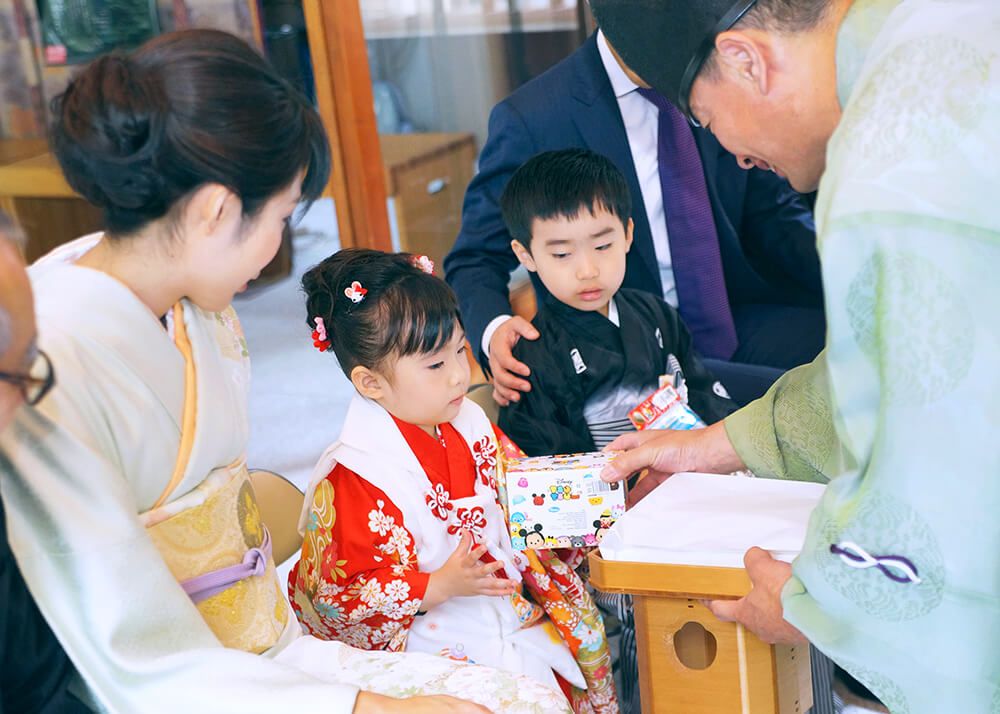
[637,87,738,360]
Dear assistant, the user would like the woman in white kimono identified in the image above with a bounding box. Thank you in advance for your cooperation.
[0,30,569,714]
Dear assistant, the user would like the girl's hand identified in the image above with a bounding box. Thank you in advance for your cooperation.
[422,531,517,609]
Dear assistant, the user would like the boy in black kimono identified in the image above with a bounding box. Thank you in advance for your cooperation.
[497,148,736,457]
[496,149,738,714]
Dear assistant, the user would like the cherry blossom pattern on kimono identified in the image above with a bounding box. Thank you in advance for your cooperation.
[288,474,426,653]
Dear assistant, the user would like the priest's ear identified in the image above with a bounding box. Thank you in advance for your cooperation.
[510,239,538,273]
[350,364,388,401]
[714,30,770,95]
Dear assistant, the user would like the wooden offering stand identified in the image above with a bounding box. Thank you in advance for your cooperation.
[589,552,812,714]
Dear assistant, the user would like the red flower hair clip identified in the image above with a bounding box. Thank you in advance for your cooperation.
[413,255,435,275]
[311,316,331,352]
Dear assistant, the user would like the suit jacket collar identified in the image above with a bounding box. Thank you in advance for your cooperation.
[569,34,662,293]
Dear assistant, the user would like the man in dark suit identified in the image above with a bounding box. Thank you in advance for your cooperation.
[0,216,86,714]
[445,31,824,405]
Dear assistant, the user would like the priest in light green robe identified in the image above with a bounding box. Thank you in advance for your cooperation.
[591,0,1000,711]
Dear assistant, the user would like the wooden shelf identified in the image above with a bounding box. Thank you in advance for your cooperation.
[589,552,752,600]
[0,152,75,198]
[0,139,49,166]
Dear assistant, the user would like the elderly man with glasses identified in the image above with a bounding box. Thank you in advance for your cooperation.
[0,213,85,713]
[0,221,54,420]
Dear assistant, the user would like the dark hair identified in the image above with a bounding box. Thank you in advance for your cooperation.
[302,248,463,377]
[50,29,330,236]
[700,0,831,79]
[499,148,631,251]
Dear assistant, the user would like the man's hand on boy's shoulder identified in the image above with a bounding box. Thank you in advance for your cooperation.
[489,316,540,406]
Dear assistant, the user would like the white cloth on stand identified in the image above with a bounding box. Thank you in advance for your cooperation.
[599,472,825,566]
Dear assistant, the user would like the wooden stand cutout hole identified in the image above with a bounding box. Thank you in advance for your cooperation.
[673,621,717,670]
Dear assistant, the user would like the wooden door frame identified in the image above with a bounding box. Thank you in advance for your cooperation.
[303,0,392,251]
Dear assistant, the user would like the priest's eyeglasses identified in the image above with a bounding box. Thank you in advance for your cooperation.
[679,0,759,126]
[0,349,55,406]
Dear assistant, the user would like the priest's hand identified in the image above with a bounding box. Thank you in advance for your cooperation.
[600,422,744,504]
[424,531,517,609]
[488,316,539,406]
[707,547,809,646]
[354,692,492,713]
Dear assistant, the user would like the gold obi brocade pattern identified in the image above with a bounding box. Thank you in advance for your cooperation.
[145,463,289,653]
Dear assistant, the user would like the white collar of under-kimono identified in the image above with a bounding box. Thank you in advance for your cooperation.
[339,392,492,471]
[341,393,425,471]
[607,297,620,327]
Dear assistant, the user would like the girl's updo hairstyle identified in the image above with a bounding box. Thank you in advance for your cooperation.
[302,248,463,378]
[50,29,330,236]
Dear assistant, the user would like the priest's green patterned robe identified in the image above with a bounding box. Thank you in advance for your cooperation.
[725,1,1000,711]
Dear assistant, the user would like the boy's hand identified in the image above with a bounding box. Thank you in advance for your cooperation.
[488,317,539,406]
[423,531,517,609]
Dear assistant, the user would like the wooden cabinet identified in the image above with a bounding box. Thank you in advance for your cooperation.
[380,132,476,270]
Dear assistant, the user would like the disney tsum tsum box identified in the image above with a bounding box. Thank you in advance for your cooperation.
[504,452,626,550]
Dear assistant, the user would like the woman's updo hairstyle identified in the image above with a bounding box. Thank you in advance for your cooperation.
[302,248,463,378]
[50,29,330,236]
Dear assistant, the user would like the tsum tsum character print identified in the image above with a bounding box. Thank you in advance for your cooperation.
[509,513,527,547]
[593,524,610,544]
[532,493,546,506]
[555,535,572,548]
[519,523,545,549]
[570,535,587,548]
[593,509,616,543]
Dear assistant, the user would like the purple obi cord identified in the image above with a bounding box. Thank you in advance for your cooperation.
[829,541,922,584]
[182,528,272,604]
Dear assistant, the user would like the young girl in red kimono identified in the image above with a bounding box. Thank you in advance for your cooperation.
[288,249,617,713]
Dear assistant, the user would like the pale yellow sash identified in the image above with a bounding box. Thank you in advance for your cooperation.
[143,303,288,653]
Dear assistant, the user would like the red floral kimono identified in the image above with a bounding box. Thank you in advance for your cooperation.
[289,394,617,713]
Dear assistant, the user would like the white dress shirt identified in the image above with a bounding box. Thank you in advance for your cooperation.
[596,29,677,307]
